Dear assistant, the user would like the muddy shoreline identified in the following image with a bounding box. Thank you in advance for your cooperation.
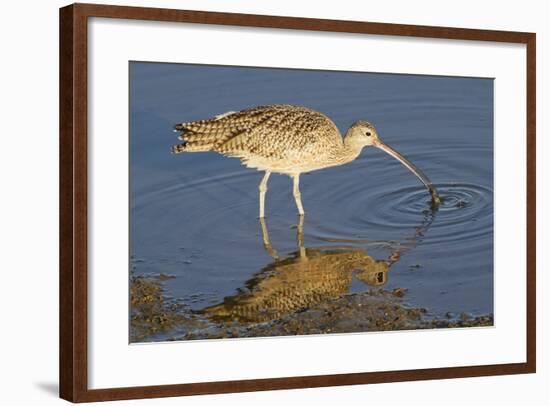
[130,275,493,343]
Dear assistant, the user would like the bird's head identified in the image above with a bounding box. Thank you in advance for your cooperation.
[344,120,380,148]
[354,258,390,286]
[345,121,441,206]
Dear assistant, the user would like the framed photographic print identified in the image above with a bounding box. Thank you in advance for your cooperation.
[59,3,536,402]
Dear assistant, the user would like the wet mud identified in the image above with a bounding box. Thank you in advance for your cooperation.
[130,275,493,343]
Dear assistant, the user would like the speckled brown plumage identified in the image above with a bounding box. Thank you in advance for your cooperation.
[172,104,354,174]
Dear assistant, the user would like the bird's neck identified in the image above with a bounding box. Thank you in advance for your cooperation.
[340,142,363,164]
[332,143,363,166]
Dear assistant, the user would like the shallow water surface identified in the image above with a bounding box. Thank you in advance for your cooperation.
[130,62,493,342]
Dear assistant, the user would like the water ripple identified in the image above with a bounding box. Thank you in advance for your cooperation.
[307,179,492,247]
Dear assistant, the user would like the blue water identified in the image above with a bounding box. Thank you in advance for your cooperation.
[130,62,493,340]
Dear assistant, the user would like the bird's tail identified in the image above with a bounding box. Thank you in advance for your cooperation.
[171,123,216,154]
[171,141,213,154]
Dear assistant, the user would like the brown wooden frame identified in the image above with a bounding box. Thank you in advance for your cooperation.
[59,3,536,402]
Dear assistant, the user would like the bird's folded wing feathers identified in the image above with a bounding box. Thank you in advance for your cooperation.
[174,104,342,159]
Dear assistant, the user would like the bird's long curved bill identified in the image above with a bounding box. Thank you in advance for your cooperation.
[374,140,441,206]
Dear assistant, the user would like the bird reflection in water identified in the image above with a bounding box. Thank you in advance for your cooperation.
[201,213,433,324]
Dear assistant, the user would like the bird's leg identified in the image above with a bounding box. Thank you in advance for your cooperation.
[259,217,278,260]
[296,213,306,259]
[258,171,271,219]
[292,174,305,216]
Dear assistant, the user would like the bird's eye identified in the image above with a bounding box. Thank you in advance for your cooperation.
[366,132,372,136]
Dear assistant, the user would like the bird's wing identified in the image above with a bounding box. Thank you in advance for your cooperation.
[175,104,342,159]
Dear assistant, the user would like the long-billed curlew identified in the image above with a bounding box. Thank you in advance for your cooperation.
[172,104,440,217]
